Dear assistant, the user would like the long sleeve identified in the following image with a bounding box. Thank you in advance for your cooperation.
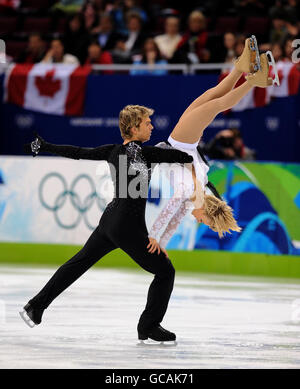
[24,136,115,160]
[159,201,191,249]
[41,142,115,160]
[142,145,193,164]
[148,182,192,242]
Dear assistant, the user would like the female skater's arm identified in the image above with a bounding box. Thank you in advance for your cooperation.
[24,134,114,160]
[149,177,204,250]
[158,201,191,249]
[148,183,190,244]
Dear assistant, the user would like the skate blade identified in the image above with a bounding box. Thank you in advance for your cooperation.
[249,35,261,72]
[19,310,35,328]
[266,50,280,86]
[137,339,177,347]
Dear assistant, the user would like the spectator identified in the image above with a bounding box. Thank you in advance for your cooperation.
[109,0,148,35]
[270,12,288,44]
[283,36,296,61]
[204,129,256,160]
[85,41,114,73]
[123,11,147,55]
[81,0,100,33]
[91,12,122,51]
[222,32,237,63]
[111,11,147,62]
[172,10,209,64]
[41,39,80,64]
[154,16,181,60]
[63,13,91,64]
[16,33,46,64]
[130,38,168,75]
[271,39,300,95]
[271,42,284,62]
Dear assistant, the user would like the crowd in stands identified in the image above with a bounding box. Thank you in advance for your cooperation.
[0,0,300,74]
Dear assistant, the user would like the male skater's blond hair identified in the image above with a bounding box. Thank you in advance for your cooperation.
[119,105,154,140]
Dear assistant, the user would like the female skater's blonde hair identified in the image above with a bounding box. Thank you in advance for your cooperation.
[203,195,242,238]
[119,105,154,140]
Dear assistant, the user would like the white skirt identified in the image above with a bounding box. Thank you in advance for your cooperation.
[167,135,209,190]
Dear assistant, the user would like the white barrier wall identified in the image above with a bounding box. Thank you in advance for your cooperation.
[0,156,113,245]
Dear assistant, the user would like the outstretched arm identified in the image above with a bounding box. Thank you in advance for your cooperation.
[24,134,114,161]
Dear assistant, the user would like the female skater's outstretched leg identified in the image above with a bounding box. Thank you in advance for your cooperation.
[179,67,243,121]
[178,36,257,122]
[171,52,272,144]
[171,80,253,144]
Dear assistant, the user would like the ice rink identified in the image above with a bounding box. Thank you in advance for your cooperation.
[1,265,300,369]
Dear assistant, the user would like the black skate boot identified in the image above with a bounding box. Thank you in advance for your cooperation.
[19,303,44,328]
[138,325,177,346]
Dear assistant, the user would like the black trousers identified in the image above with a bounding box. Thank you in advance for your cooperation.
[29,208,175,332]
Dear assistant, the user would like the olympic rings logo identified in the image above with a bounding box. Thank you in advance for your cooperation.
[39,172,112,230]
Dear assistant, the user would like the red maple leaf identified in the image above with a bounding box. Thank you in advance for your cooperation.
[35,69,61,98]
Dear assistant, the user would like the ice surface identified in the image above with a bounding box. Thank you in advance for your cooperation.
[1,265,300,369]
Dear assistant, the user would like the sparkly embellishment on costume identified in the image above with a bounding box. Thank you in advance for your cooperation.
[126,142,150,180]
[31,137,41,155]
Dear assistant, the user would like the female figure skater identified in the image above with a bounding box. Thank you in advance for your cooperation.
[147,37,278,254]
[21,105,194,344]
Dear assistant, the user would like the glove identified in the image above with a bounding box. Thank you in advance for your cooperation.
[24,132,45,157]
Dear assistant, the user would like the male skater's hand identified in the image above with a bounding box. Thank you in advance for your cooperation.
[147,238,169,258]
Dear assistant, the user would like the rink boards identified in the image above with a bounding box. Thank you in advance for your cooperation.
[0,156,300,278]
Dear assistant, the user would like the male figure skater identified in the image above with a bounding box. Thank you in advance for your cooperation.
[21,105,193,344]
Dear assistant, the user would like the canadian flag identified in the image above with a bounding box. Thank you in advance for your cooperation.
[269,60,300,97]
[4,63,91,115]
